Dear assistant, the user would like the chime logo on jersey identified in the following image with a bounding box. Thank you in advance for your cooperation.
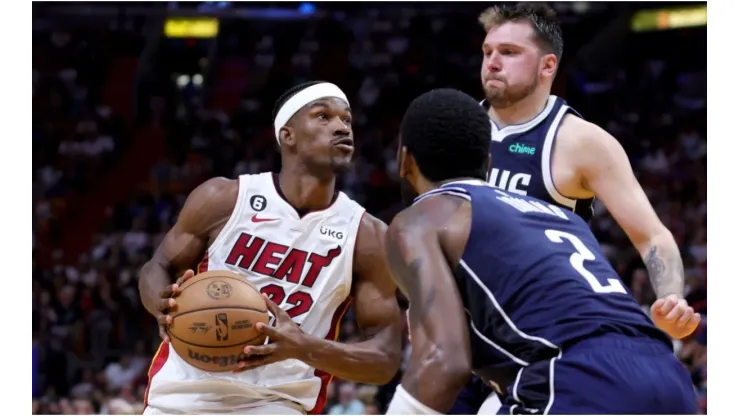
[508,142,536,155]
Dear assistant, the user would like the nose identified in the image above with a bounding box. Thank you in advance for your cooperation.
[484,52,502,73]
[332,117,350,135]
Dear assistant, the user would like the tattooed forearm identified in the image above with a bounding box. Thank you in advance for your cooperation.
[644,244,684,298]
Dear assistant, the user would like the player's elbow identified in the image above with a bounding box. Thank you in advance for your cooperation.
[424,344,472,390]
[372,334,403,384]
[634,223,675,257]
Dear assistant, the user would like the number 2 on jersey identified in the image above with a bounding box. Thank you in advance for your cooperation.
[260,284,314,318]
[545,229,627,294]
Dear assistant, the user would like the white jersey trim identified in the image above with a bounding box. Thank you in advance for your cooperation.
[541,106,577,209]
[207,175,250,254]
[483,96,559,142]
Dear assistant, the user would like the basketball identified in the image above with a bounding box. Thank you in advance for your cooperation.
[168,270,270,372]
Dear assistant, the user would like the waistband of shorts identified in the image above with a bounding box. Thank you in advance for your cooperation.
[565,333,672,356]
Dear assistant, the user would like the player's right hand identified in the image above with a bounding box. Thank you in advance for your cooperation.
[156,269,195,343]
[650,294,702,340]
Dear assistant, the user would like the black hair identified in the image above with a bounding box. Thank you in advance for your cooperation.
[272,81,326,122]
[400,89,491,182]
[479,2,563,62]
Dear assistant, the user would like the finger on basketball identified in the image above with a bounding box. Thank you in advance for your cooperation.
[176,269,195,287]
[157,313,173,326]
[158,326,170,343]
[262,294,285,318]
[159,284,177,300]
[255,322,281,339]
[158,298,176,313]
[244,343,277,356]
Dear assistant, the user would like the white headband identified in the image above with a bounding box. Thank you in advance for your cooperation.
[273,82,349,145]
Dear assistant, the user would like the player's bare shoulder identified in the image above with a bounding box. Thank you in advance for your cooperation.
[352,212,388,273]
[388,194,471,263]
[558,114,622,158]
[179,177,239,239]
[552,114,623,198]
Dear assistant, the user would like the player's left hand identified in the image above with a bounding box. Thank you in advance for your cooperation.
[234,294,309,373]
[650,294,702,340]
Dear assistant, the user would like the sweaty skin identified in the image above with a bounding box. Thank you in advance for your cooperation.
[138,177,402,385]
[385,193,474,412]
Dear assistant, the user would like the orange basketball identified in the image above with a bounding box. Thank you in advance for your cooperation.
[168,270,269,372]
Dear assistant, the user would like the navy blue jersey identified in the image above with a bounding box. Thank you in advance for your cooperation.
[414,180,671,390]
[483,96,595,222]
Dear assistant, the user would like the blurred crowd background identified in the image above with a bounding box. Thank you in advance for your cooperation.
[32,2,707,414]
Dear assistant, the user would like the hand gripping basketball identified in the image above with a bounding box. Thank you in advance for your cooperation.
[233,294,309,373]
[156,269,195,342]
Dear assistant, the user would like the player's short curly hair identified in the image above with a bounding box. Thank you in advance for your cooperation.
[272,81,325,122]
[479,2,563,62]
[400,89,491,182]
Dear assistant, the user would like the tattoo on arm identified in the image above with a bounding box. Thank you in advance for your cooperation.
[644,245,684,298]
[385,229,436,329]
[385,219,442,397]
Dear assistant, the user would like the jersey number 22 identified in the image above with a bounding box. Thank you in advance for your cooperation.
[545,229,627,294]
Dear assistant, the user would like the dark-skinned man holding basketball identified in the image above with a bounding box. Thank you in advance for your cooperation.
[138,81,402,415]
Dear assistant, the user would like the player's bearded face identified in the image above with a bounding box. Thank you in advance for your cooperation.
[482,63,539,109]
[480,22,545,109]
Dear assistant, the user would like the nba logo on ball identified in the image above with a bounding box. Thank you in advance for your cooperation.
[206,281,232,300]
[215,313,229,342]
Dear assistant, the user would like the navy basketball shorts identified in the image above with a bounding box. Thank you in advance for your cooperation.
[448,375,495,415]
[497,334,698,415]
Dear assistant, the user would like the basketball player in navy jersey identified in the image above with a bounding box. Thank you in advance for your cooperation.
[384,88,699,415]
[439,3,695,413]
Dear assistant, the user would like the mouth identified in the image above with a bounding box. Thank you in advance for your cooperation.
[332,138,354,152]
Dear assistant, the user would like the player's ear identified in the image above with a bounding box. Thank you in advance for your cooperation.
[279,127,296,147]
[398,146,411,179]
[541,53,558,79]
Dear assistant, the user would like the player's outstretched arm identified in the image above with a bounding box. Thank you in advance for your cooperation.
[568,118,684,299]
[138,177,237,340]
[566,118,700,339]
[384,202,472,414]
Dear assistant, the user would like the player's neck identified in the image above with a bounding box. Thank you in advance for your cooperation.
[488,89,551,128]
[276,170,337,212]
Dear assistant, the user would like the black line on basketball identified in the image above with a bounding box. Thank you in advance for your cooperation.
[172,306,269,318]
[168,331,266,349]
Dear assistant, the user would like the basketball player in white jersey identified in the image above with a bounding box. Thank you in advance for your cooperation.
[448,3,696,414]
[138,81,402,415]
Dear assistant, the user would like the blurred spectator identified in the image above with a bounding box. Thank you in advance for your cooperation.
[328,382,366,415]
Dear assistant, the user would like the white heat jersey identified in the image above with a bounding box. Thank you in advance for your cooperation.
[145,172,365,414]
